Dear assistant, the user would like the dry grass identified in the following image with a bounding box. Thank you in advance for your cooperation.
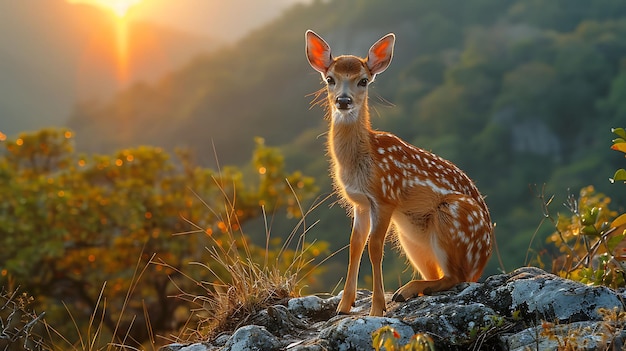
[34,252,157,351]
[0,288,46,350]
[160,180,331,343]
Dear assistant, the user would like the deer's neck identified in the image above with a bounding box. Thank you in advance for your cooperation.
[328,102,373,190]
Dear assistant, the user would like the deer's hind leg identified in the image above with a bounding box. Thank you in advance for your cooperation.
[392,193,490,302]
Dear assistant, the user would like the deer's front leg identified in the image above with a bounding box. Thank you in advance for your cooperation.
[368,204,393,316]
[337,204,370,314]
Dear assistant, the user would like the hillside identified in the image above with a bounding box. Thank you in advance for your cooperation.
[0,0,220,135]
[67,0,626,281]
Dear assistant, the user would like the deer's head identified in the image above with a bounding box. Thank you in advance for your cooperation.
[306,30,395,123]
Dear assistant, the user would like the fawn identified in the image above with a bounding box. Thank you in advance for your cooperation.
[305,30,493,316]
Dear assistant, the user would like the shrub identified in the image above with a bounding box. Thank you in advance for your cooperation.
[543,128,626,288]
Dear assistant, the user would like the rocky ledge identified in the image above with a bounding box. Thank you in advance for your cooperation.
[160,267,626,350]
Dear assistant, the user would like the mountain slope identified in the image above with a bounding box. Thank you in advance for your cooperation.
[0,0,219,135]
[67,0,626,275]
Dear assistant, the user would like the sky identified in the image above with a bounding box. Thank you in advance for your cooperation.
[68,0,310,41]
[0,0,310,136]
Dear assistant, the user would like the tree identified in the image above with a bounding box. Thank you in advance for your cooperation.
[0,128,321,348]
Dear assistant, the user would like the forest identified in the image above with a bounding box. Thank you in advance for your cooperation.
[3,0,626,348]
[67,0,626,274]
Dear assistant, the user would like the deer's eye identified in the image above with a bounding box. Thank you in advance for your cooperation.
[326,76,335,85]
[358,78,368,87]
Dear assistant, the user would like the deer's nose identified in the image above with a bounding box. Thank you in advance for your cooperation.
[336,95,353,110]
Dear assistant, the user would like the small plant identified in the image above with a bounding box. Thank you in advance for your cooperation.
[371,326,435,351]
[0,288,46,351]
[540,128,626,288]
[543,186,626,288]
[598,306,626,337]
[609,127,626,184]
[539,320,586,350]
[608,127,626,233]
[467,315,506,344]
[536,307,626,350]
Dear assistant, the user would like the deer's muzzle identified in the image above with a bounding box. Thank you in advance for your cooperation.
[335,95,353,110]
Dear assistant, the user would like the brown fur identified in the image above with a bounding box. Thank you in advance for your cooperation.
[305,30,493,316]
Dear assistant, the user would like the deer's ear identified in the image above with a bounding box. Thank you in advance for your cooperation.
[306,30,333,74]
[367,33,395,75]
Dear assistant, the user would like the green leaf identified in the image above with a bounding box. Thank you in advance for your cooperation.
[613,128,626,140]
[582,225,599,236]
[610,169,626,183]
[607,234,626,253]
[614,138,626,144]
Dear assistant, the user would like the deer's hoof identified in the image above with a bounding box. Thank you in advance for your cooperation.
[392,292,406,302]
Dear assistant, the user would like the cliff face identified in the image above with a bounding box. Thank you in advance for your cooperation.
[161,267,626,350]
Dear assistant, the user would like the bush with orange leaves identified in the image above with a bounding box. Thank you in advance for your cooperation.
[543,128,626,288]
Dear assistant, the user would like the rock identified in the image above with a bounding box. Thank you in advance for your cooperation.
[495,267,622,322]
[223,325,281,351]
[389,299,501,345]
[178,344,212,351]
[159,268,626,351]
[249,304,308,336]
[287,294,339,320]
[319,316,414,350]
[159,343,210,351]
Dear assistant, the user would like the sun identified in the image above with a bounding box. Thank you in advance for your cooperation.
[67,0,143,18]
[109,0,143,17]
[67,0,147,84]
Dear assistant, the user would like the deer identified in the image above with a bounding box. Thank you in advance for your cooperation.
[305,30,493,317]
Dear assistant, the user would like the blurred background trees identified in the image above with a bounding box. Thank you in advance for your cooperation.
[65,2,626,274]
[0,128,321,347]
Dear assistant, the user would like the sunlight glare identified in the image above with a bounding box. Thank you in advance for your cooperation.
[67,0,143,18]
[67,0,145,84]
[116,18,130,83]
[110,0,143,18]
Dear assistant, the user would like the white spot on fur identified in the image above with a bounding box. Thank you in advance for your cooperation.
[466,250,473,263]
[413,178,453,195]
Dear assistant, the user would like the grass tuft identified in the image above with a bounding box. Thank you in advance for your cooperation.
[161,179,330,342]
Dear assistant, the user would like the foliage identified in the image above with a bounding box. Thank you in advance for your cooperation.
[543,186,626,288]
[371,326,435,351]
[0,128,322,348]
[540,129,626,288]
[610,127,626,184]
